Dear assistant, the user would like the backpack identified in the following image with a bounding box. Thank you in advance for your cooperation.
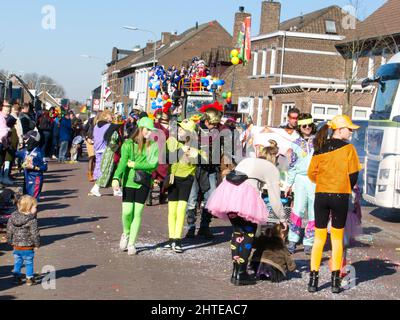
[38,115,51,131]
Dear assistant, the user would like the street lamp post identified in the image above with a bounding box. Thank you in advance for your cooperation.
[122,26,157,68]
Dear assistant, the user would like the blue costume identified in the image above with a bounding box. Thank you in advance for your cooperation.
[287,136,316,248]
[16,147,48,200]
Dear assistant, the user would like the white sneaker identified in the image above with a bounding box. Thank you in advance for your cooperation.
[114,189,123,197]
[119,234,129,251]
[88,186,102,197]
[52,155,58,160]
[127,245,137,256]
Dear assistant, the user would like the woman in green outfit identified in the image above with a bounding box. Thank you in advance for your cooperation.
[164,119,207,253]
[112,117,159,256]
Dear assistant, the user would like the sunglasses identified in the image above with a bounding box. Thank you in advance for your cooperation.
[301,124,313,129]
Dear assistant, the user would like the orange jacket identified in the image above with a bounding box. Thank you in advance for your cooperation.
[308,143,361,194]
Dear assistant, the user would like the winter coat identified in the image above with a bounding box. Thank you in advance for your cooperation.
[59,118,72,142]
[7,211,40,248]
[252,236,296,277]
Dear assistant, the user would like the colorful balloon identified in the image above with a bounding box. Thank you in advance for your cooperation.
[222,92,228,99]
[231,49,239,58]
[231,57,240,65]
[227,92,232,99]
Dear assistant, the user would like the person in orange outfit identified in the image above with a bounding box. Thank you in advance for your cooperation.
[307,115,361,294]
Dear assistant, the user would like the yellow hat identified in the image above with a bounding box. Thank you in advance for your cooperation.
[178,119,196,132]
[328,115,360,130]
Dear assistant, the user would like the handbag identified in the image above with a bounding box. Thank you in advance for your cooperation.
[134,170,152,188]
[162,174,175,191]
[226,170,249,186]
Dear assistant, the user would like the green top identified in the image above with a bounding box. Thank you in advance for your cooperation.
[113,139,159,189]
[167,137,207,178]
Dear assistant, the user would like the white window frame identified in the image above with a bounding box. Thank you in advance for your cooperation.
[352,54,359,79]
[312,103,343,122]
[281,103,296,124]
[352,106,372,120]
[325,20,337,34]
[270,48,277,75]
[252,51,259,76]
[257,97,263,126]
[261,50,267,76]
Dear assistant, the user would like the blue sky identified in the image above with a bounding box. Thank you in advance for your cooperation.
[0,0,386,101]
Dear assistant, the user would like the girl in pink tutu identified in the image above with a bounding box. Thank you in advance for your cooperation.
[206,140,288,286]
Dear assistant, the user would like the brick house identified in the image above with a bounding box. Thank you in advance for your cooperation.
[105,21,232,114]
[222,1,376,127]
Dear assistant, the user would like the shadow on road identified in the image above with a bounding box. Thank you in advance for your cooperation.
[353,259,398,285]
[41,231,92,247]
[369,208,400,223]
[39,216,108,231]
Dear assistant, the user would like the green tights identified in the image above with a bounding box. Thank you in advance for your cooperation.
[122,202,145,246]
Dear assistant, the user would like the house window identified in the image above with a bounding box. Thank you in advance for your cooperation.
[352,106,372,120]
[261,50,267,76]
[270,48,277,75]
[325,20,337,34]
[252,52,259,76]
[281,103,296,124]
[257,98,264,126]
[312,104,342,123]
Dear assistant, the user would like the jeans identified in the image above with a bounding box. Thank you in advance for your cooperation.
[58,141,69,161]
[186,172,218,228]
[13,250,35,278]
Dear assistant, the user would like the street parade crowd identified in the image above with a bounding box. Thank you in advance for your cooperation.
[0,59,363,294]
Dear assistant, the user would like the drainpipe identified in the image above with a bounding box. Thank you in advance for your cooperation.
[280,32,287,85]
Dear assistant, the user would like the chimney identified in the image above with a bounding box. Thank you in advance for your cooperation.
[145,41,155,53]
[162,32,172,45]
[233,6,251,48]
[260,1,281,35]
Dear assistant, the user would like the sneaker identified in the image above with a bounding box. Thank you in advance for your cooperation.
[163,239,174,250]
[119,234,129,251]
[114,189,123,197]
[51,155,58,160]
[26,278,36,286]
[13,275,23,285]
[127,245,137,256]
[88,188,102,197]
[304,246,313,256]
[287,242,297,255]
[173,240,184,254]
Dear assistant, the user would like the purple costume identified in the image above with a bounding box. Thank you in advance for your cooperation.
[93,123,111,180]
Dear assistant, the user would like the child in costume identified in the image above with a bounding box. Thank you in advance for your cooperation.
[286,114,316,255]
[163,119,206,253]
[16,131,48,200]
[307,115,362,294]
[112,118,159,256]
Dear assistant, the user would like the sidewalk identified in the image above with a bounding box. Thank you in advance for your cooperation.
[0,161,399,300]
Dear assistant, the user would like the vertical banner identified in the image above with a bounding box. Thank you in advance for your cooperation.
[244,17,252,65]
[236,22,245,62]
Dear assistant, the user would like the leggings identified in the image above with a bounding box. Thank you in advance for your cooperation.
[122,186,150,246]
[229,213,258,266]
[311,193,350,273]
[168,176,194,240]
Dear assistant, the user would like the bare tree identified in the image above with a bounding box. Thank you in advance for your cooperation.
[23,72,65,98]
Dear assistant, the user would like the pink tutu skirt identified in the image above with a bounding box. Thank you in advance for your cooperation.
[206,180,268,225]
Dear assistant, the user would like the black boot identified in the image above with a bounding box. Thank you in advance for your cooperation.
[146,189,153,206]
[186,227,196,239]
[233,264,257,286]
[331,271,342,294]
[231,263,239,284]
[197,227,214,239]
[308,271,319,293]
[159,192,168,205]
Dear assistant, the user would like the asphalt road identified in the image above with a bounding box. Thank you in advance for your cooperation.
[0,161,399,300]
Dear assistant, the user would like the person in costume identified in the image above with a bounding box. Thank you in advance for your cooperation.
[185,102,233,239]
[307,115,361,294]
[286,114,316,255]
[112,118,159,256]
[16,131,48,200]
[164,119,206,253]
[206,140,287,286]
